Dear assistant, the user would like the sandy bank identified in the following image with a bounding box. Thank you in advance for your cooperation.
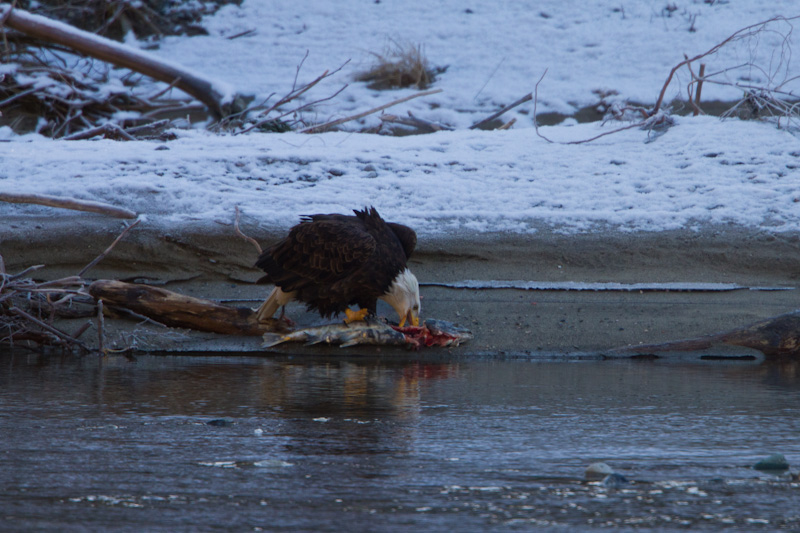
[2,214,799,356]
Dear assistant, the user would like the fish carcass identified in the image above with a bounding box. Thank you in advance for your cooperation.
[262,318,472,349]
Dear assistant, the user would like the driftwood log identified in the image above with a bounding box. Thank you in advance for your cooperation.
[0,5,240,118]
[607,310,800,359]
[0,192,137,219]
[88,280,289,336]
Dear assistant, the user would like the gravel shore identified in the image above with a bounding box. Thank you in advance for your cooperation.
[3,214,799,356]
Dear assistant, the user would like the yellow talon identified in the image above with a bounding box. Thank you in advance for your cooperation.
[344,308,369,324]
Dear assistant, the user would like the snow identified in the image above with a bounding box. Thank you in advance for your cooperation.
[1,1,799,236]
[157,0,800,126]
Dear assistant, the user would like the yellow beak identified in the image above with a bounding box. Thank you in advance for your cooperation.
[401,309,419,327]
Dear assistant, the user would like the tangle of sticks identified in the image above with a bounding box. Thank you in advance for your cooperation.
[0,218,141,354]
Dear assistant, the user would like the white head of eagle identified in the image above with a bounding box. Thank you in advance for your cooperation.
[255,207,421,327]
[381,268,421,328]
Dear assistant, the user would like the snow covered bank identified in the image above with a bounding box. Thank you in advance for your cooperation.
[157,0,800,128]
[2,0,799,240]
[2,116,799,236]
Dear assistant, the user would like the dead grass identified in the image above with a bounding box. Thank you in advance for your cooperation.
[355,41,445,90]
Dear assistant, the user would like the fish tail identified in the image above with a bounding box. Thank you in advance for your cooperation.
[262,333,289,348]
[256,287,295,322]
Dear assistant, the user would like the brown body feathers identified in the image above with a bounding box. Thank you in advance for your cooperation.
[256,207,417,318]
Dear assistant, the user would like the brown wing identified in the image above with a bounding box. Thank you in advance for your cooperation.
[386,222,417,259]
[256,216,376,291]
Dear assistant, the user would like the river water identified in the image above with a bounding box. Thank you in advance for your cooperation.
[1,352,799,531]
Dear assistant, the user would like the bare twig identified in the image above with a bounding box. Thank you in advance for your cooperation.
[407,111,450,131]
[535,15,800,144]
[38,276,83,288]
[234,206,262,255]
[7,264,44,282]
[299,88,443,133]
[234,60,351,134]
[0,192,137,219]
[0,86,40,108]
[146,77,182,101]
[124,119,171,135]
[380,111,451,133]
[469,92,532,130]
[534,69,651,145]
[78,218,142,277]
[533,69,554,144]
[226,29,256,40]
[572,121,647,144]
[97,298,104,355]
[62,122,137,141]
[1,214,144,353]
[291,50,310,92]
[497,118,516,130]
[652,15,800,116]
[9,305,91,352]
[108,306,169,328]
[267,83,349,125]
[71,321,93,340]
[693,63,706,116]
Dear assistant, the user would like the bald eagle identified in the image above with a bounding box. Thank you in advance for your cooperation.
[255,207,421,327]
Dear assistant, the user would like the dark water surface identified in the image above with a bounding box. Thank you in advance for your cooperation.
[1,352,799,531]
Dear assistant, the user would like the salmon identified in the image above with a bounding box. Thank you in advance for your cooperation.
[262,318,472,349]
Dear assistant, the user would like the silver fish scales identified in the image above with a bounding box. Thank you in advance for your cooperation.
[262,319,472,349]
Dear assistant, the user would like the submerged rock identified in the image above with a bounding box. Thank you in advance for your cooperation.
[602,473,629,488]
[753,453,790,471]
[206,418,234,427]
[585,462,615,480]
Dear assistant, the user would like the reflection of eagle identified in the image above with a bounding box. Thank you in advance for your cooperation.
[255,207,421,326]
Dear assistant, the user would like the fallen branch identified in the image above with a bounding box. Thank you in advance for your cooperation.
[299,88,443,133]
[8,305,91,352]
[89,280,290,336]
[380,111,452,133]
[469,92,532,130]
[78,218,142,277]
[62,122,137,141]
[0,5,240,118]
[0,192,137,219]
[606,309,800,358]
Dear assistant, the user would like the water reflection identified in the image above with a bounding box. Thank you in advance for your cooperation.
[1,352,800,531]
[95,358,457,420]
